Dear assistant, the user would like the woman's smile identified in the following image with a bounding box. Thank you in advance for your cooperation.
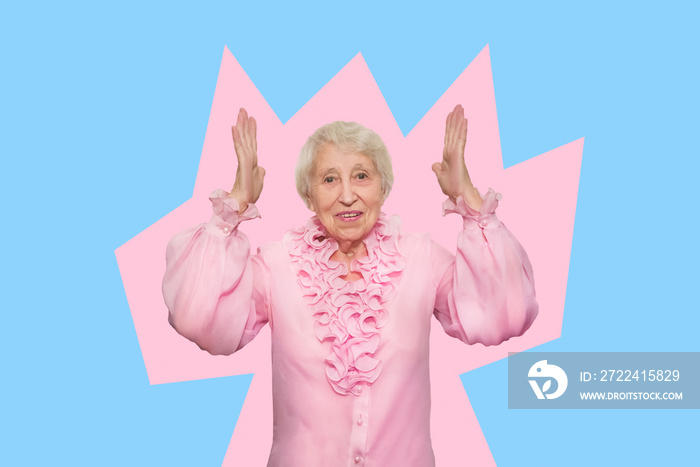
[335,210,363,221]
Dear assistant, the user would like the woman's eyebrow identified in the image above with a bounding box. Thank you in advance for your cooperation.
[316,167,339,177]
[315,164,372,176]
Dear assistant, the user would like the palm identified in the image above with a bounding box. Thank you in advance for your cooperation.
[432,105,482,210]
[229,108,265,206]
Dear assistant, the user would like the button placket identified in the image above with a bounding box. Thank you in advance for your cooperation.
[348,384,370,466]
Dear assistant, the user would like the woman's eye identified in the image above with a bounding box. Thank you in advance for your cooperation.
[324,176,335,183]
[357,173,367,180]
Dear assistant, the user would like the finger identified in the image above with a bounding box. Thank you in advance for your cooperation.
[448,105,462,144]
[242,109,250,135]
[241,116,254,155]
[454,105,464,138]
[239,108,249,143]
[446,109,453,144]
[236,108,245,133]
[459,118,468,144]
[232,126,244,159]
[445,110,455,144]
[250,116,257,153]
[444,111,452,146]
[231,125,239,143]
[452,104,461,123]
[450,106,459,132]
[431,162,443,176]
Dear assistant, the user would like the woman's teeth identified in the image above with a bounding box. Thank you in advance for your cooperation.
[339,213,360,218]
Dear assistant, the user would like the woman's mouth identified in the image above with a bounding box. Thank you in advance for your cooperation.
[336,211,363,221]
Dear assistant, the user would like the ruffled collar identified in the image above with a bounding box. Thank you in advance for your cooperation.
[283,213,406,396]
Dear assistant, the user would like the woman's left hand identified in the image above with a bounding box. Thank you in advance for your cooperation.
[432,104,483,211]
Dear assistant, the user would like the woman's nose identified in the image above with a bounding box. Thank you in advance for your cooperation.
[339,181,357,205]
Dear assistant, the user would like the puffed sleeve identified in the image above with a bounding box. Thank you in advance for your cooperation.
[433,189,538,346]
[162,189,270,355]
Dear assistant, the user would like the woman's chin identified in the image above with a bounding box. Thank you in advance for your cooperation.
[328,225,371,245]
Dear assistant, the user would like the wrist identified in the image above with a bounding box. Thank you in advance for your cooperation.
[460,186,483,211]
[225,191,250,214]
[236,201,249,215]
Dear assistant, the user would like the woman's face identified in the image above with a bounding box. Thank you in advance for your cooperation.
[309,144,384,247]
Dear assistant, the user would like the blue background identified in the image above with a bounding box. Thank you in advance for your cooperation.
[2,1,697,465]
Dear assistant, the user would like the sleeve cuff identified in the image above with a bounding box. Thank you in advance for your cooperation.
[207,189,261,236]
[442,188,502,230]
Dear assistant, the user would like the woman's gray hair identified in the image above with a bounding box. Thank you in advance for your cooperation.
[295,121,394,208]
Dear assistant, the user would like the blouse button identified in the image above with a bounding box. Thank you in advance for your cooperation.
[357,417,363,426]
[222,226,230,234]
[354,457,361,464]
[479,219,488,228]
[357,386,363,393]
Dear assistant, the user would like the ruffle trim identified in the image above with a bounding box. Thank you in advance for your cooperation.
[442,188,502,229]
[283,213,406,396]
[209,189,261,227]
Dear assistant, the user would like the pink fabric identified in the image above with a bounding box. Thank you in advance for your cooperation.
[283,213,405,397]
[163,189,538,467]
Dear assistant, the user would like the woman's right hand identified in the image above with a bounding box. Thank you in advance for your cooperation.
[228,108,266,211]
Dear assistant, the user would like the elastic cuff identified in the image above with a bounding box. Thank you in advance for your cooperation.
[442,188,502,229]
[207,189,261,236]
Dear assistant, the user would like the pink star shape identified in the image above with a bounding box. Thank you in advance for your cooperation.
[116,44,582,466]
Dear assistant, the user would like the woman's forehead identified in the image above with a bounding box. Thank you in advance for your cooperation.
[313,145,376,173]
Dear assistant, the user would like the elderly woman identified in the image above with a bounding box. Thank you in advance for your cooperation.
[163,105,537,467]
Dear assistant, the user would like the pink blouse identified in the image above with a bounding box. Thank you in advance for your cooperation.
[163,189,538,467]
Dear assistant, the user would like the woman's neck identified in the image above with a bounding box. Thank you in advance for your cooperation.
[333,240,367,263]
[331,240,367,281]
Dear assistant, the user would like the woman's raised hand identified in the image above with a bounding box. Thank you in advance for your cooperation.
[432,104,483,211]
[228,108,266,210]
